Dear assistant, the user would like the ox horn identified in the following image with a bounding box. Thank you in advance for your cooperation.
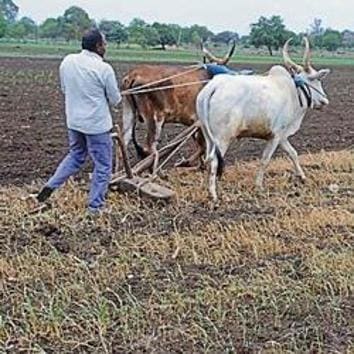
[282,38,303,73]
[202,39,236,65]
[303,36,311,71]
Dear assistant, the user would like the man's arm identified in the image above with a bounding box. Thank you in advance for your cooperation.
[104,65,122,106]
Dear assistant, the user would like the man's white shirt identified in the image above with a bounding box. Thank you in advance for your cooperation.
[60,50,122,135]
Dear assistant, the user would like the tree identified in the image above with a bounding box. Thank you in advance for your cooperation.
[309,18,324,48]
[179,26,192,44]
[342,30,354,48]
[213,31,239,44]
[18,16,37,38]
[128,18,159,47]
[322,29,342,51]
[127,18,147,45]
[250,15,287,56]
[6,21,25,38]
[239,35,251,47]
[309,18,324,36]
[166,24,182,46]
[0,12,6,37]
[190,30,201,46]
[0,0,18,23]
[99,20,128,45]
[152,22,177,49]
[143,26,159,47]
[62,6,92,41]
[178,24,213,45]
[39,18,60,39]
[189,24,213,43]
[284,30,301,46]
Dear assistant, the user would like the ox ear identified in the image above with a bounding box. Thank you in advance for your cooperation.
[309,68,330,81]
[318,69,331,80]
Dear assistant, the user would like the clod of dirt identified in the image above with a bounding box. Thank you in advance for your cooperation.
[328,183,340,193]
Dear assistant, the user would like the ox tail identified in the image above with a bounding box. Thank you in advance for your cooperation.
[196,83,225,177]
[122,77,148,160]
[215,146,225,178]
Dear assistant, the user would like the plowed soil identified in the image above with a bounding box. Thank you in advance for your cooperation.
[0,58,353,186]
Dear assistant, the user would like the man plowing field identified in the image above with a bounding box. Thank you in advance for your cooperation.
[35,29,122,214]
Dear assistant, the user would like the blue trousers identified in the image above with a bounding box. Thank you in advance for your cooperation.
[47,129,113,210]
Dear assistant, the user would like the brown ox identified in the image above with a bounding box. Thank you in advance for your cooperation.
[121,43,236,168]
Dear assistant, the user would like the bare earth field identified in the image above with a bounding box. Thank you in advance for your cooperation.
[0,58,353,352]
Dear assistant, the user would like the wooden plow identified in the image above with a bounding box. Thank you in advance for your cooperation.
[110,122,200,202]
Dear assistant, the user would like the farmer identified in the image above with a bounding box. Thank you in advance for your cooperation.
[36,28,122,214]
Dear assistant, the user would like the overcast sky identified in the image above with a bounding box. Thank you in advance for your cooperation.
[15,0,354,35]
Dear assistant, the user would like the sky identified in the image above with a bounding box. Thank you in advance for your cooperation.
[15,0,354,35]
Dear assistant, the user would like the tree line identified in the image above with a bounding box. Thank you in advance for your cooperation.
[1,0,353,55]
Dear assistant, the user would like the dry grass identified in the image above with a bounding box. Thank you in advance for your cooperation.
[0,150,353,353]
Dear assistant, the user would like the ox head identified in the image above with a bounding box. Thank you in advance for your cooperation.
[283,37,330,109]
[201,40,236,65]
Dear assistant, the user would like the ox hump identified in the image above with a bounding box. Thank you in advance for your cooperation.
[268,65,291,78]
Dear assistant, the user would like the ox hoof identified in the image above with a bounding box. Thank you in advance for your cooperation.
[292,174,306,185]
[298,175,307,183]
[255,175,265,190]
[211,202,220,211]
[255,183,264,192]
[207,198,220,210]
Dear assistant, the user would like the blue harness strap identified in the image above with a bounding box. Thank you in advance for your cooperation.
[293,74,306,87]
[203,63,254,77]
[204,63,235,76]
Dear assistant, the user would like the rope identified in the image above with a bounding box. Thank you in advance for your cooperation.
[121,80,210,96]
[306,82,328,98]
[122,64,203,95]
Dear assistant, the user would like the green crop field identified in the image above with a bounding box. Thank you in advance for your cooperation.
[1,41,354,66]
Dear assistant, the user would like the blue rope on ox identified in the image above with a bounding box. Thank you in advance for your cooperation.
[203,63,254,77]
[293,74,307,87]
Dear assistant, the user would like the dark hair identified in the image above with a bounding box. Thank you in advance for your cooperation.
[82,29,103,52]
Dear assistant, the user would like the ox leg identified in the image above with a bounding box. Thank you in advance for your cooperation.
[255,137,280,189]
[175,131,205,169]
[209,155,219,203]
[280,139,306,181]
[188,131,205,169]
[208,140,229,204]
[122,98,135,147]
[151,118,164,174]
[113,99,136,172]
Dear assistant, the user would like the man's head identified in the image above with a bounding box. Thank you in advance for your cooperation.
[82,29,107,58]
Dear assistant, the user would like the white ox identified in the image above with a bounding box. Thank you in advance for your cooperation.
[196,38,331,202]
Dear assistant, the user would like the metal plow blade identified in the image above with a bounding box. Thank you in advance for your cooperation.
[111,176,176,202]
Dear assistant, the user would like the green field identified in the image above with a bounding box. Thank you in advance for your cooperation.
[1,41,354,66]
